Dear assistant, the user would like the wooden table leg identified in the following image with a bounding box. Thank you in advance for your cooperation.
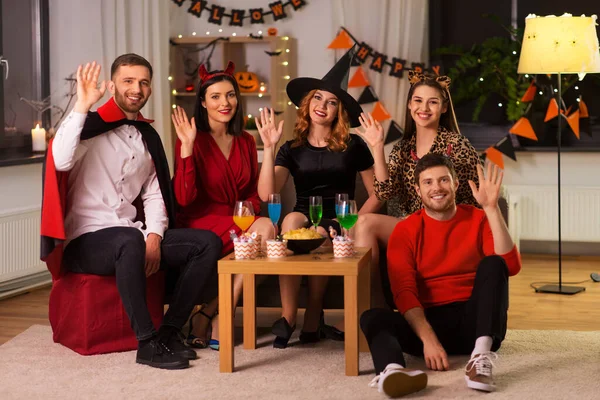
[243,274,256,350]
[219,273,234,373]
[344,275,359,376]
[358,258,371,353]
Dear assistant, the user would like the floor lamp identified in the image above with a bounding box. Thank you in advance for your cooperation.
[517,13,600,294]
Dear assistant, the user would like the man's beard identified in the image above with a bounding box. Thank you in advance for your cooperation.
[114,88,148,114]
[422,191,455,213]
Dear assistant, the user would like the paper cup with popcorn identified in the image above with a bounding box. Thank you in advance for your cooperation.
[234,239,257,260]
[266,239,287,258]
[333,237,354,258]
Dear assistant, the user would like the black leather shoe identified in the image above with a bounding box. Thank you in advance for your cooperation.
[319,311,344,341]
[158,326,198,360]
[136,337,190,370]
[271,317,296,349]
[299,330,320,344]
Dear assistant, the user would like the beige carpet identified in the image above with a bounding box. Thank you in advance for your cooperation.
[1,325,599,400]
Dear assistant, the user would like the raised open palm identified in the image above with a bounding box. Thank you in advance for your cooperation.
[468,163,503,210]
[76,62,106,109]
[171,106,196,145]
[255,107,283,148]
[356,112,384,148]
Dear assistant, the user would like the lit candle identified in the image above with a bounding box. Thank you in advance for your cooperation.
[31,124,46,152]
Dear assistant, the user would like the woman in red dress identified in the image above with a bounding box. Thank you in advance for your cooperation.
[172,62,273,350]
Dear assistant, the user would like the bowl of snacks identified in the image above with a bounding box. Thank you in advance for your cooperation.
[283,228,326,254]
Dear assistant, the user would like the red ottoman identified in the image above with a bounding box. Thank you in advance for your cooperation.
[48,271,165,355]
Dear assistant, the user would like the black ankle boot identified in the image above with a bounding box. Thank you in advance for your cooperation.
[271,317,296,349]
[158,326,198,360]
[136,336,190,370]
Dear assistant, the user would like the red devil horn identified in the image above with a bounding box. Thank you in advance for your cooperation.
[224,61,235,76]
[198,64,209,81]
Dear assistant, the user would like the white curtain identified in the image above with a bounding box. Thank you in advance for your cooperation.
[331,0,428,151]
[99,0,172,167]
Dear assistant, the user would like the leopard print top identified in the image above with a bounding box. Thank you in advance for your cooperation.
[374,126,482,217]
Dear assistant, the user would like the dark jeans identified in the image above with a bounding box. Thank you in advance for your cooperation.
[63,227,222,341]
[360,255,509,374]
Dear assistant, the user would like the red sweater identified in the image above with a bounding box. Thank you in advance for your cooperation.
[387,205,521,314]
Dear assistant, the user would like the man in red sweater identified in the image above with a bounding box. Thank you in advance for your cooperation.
[361,153,521,397]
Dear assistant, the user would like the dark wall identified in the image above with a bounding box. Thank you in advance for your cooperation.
[429,0,600,149]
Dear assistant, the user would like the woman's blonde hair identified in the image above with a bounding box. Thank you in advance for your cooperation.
[291,89,350,151]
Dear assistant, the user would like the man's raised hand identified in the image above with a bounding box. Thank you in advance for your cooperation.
[74,61,106,114]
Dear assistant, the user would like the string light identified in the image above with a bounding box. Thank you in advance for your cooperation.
[512,51,517,55]
[479,77,484,81]
[178,34,182,39]
[206,31,210,35]
[219,29,223,32]
[516,101,520,105]
[498,103,503,107]
[232,32,237,36]
[259,107,263,112]
[283,36,289,40]
[172,104,177,109]
[575,86,579,90]
[287,101,292,105]
[524,74,529,78]
[172,89,177,95]
[554,88,558,93]
[258,93,263,98]
[282,61,289,66]
[168,76,173,81]
[577,98,581,102]
[538,91,543,95]
[286,49,290,53]
[247,114,252,118]
[192,32,197,36]
[284,75,290,80]
[258,30,263,35]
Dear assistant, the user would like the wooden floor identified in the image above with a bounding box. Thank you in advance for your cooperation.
[0,255,599,345]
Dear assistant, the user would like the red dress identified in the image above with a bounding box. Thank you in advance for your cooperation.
[173,131,261,255]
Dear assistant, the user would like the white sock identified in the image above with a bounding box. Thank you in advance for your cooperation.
[472,336,493,358]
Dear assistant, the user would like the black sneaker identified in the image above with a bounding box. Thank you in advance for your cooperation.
[158,326,198,360]
[136,337,190,370]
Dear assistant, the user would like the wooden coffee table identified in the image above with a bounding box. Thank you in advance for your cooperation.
[218,248,371,376]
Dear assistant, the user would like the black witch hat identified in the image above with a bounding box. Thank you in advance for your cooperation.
[286,46,363,127]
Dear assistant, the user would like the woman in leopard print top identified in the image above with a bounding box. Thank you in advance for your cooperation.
[353,72,481,308]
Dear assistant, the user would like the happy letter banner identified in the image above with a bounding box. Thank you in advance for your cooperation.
[328,27,440,79]
[172,0,307,26]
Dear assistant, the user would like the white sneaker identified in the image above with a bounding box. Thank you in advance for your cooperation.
[369,363,427,398]
[465,352,498,392]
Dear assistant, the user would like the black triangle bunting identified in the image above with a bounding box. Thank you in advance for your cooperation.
[384,120,403,145]
[494,135,517,161]
[358,86,378,104]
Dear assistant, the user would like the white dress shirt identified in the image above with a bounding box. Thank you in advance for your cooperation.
[52,110,168,243]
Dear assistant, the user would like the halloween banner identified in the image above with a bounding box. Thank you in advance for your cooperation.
[172,0,307,26]
[328,27,440,79]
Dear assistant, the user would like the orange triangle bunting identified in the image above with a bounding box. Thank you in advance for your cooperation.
[348,67,370,88]
[509,117,538,141]
[327,30,354,50]
[371,102,391,122]
[579,99,589,118]
[521,81,536,102]
[485,147,505,169]
[567,109,580,139]
[544,98,559,122]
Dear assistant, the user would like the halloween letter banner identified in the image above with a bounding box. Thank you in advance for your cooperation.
[328,27,441,79]
[173,0,307,26]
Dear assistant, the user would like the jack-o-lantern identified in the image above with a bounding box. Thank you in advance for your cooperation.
[267,27,278,36]
[235,70,260,92]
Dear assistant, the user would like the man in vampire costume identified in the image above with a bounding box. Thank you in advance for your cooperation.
[40,54,222,370]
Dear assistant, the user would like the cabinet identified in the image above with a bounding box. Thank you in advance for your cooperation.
[169,35,298,153]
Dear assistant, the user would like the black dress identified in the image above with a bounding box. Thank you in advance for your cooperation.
[275,134,374,220]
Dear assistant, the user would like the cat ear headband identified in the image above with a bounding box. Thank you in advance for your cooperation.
[408,70,451,90]
[198,61,235,84]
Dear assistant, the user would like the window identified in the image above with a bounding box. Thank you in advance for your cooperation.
[0,0,49,158]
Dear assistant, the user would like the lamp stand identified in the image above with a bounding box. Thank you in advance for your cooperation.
[536,73,585,295]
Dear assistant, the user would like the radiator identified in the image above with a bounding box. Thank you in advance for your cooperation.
[504,185,600,243]
[0,207,47,284]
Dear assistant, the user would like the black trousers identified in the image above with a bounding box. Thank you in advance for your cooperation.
[360,255,509,374]
[63,227,222,341]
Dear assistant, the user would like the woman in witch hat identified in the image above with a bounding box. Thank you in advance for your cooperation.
[256,48,383,349]
[171,62,274,351]
[353,71,482,297]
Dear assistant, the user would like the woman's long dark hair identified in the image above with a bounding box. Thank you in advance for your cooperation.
[403,73,460,139]
[194,73,244,136]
